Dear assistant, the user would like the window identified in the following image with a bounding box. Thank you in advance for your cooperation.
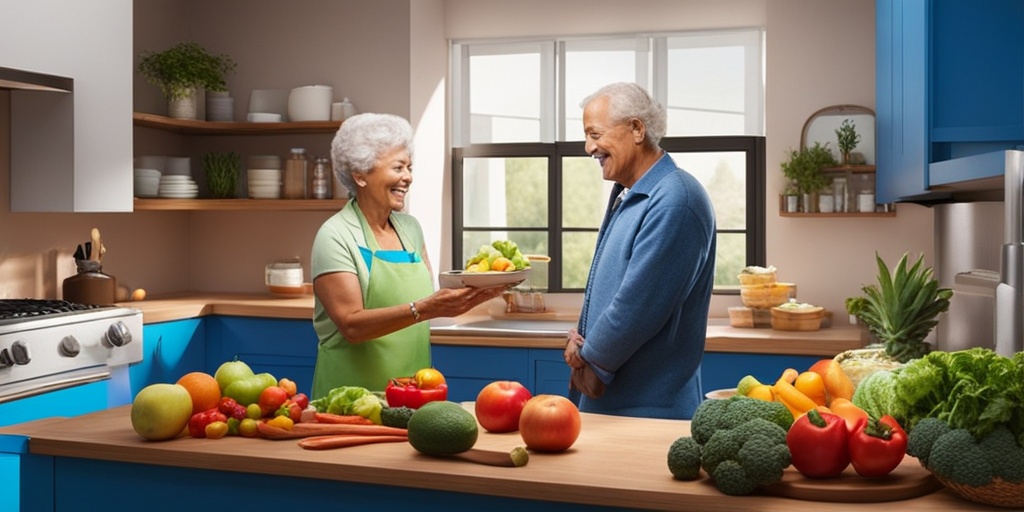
[451,29,765,292]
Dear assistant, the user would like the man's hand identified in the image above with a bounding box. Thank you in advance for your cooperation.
[571,365,606,399]
[563,328,586,368]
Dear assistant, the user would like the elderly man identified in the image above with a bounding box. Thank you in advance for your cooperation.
[564,82,717,420]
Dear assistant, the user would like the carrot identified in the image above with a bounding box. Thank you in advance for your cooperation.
[773,377,818,418]
[258,421,408,440]
[298,434,408,450]
[313,412,374,425]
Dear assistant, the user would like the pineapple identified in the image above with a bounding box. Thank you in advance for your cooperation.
[845,252,953,364]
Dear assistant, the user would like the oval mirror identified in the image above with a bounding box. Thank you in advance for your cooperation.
[801,105,876,165]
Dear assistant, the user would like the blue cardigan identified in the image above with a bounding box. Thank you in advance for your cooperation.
[576,153,716,420]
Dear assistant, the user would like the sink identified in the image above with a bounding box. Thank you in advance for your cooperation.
[431,318,576,337]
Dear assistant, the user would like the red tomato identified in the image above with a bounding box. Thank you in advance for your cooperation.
[258,386,289,416]
[518,394,581,452]
[475,381,533,433]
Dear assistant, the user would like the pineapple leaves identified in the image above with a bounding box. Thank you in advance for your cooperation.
[846,252,953,363]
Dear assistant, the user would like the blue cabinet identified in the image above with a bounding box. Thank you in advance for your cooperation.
[204,316,319,397]
[876,0,1024,202]
[130,319,206,397]
[430,345,570,402]
[700,353,821,392]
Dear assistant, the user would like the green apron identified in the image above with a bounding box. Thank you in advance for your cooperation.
[311,208,433,397]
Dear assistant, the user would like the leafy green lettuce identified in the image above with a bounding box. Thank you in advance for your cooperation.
[466,240,531,270]
[309,386,384,424]
[889,348,1024,439]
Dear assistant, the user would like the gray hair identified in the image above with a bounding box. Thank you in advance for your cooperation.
[330,113,415,197]
[580,82,667,147]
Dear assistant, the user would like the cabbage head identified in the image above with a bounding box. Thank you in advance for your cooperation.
[852,370,903,422]
[310,386,384,424]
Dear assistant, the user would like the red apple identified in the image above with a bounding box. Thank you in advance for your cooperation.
[474,381,533,433]
[519,394,581,452]
[258,385,289,416]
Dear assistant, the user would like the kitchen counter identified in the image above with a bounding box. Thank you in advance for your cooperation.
[122,293,865,356]
[0,405,987,511]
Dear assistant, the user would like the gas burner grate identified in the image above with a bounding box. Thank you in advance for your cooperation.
[0,299,105,320]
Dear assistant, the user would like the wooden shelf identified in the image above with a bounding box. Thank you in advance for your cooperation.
[823,164,876,173]
[134,198,347,211]
[133,112,340,135]
[779,211,896,218]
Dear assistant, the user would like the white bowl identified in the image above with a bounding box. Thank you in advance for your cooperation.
[134,176,161,197]
[160,175,195,183]
[248,168,282,180]
[287,85,333,121]
[247,112,282,123]
[133,168,161,179]
[248,89,289,120]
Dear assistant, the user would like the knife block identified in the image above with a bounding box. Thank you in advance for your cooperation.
[63,260,117,305]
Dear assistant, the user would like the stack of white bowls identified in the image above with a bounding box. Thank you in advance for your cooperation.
[133,168,161,197]
[248,155,282,199]
[158,175,199,198]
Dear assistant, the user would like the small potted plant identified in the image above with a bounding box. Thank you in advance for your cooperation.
[835,118,861,165]
[138,42,236,120]
[202,151,241,198]
[781,142,837,212]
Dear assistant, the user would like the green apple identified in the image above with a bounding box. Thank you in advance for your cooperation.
[214,360,254,393]
[253,372,278,390]
[131,383,193,441]
[223,374,268,406]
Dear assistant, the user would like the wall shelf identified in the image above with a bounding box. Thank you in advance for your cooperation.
[133,112,340,135]
[134,198,346,211]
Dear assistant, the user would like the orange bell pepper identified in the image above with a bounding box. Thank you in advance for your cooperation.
[828,397,869,432]
[773,377,818,418]
[794,371,827,407]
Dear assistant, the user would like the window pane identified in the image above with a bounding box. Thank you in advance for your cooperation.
[462,157,548,228]
[669,151,747,231]
[563,38,643,141]
[665,31,761,136]
[470,48,542,143]
[561,231,598,289]
[561,156,616,228]
[714,232,747,288]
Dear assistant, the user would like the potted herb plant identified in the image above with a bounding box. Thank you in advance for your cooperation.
[202,151,241,198]
[845,252,953,365]
[835,118,861,165]
[780,142,837,212]
[138,42,236,120]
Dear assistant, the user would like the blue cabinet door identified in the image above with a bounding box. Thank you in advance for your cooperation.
[204,316,319,397]
[130,319,206,397]
[531,348,570,398]
[430,345,530,402]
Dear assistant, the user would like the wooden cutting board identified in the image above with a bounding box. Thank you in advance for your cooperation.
[763,457,943,503]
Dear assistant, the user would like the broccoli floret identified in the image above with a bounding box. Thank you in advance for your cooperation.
[690,396,792,445]
[928,428,994,487]
[906,417,951,467]
[977,426,1024,483]
[711,460,757,496]
[700,418,790,495]
[380,406,415,429]
[667,437,702,480]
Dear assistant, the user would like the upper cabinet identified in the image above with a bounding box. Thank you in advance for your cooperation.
[876,0,1024,203]
[2,0,133,212]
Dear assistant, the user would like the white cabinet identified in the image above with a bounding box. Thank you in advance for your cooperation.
[1,0,133,212]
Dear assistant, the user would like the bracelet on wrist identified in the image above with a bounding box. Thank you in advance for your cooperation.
[409,301,421,322]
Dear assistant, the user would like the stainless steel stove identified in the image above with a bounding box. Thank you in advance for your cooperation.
[0,299,143,403]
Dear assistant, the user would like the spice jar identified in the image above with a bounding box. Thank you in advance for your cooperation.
[63,260,117,305]
[310,156,332,199]
[832,177,848,213]
[283,148,308,199]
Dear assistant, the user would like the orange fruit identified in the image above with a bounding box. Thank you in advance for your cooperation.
[176,371,221,415]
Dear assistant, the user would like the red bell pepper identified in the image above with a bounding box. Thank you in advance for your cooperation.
[848,415,907,477]
[786,409,850,478]
[385,378,448,409]
[188,408,228,438]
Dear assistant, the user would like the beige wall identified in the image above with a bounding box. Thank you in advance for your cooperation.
[1,0,934,319]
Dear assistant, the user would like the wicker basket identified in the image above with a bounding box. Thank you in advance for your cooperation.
[933,474,1024,508]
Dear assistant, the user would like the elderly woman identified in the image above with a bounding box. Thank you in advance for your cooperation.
[310,113,503,399]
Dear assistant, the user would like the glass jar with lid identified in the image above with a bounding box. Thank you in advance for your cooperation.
[309,156,332,199]
[283,148,308,199]
[832,176,848,213]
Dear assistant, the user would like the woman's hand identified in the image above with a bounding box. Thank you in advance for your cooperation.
[418,286,506,319]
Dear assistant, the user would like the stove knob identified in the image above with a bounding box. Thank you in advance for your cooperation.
[106,320,133,347]
[59,335,81,357]
[10,340,30,365]
[0,349,12,369]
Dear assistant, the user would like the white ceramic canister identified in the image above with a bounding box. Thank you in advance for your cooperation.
[288,85,333,122]
[265,259,304,288]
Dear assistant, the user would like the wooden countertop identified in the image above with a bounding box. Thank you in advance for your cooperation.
[122,293,865,356]
[0,406,985,511]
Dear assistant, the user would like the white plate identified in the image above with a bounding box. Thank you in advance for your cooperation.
[439,268,531,289]
[704,388,738,400]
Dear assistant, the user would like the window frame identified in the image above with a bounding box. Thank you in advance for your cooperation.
[452,135,766,293]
